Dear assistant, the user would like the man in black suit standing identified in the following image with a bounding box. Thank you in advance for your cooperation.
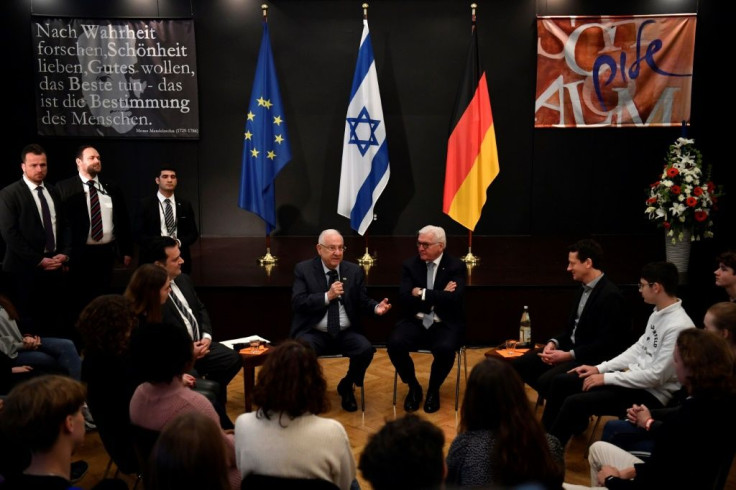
[55,145,133,317]
[291,229,391,412]
[136,166,199,274]
[388,225,466,414]
[512,238,631,402]
[151,236,241,427]
[0,144,71,337]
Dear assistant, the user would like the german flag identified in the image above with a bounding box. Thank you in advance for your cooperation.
[443,20,499,231]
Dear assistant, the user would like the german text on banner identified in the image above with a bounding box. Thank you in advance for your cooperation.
[443,24,500,231]
[338,19,390,236]
[535,14,696,128]
[238,21,292,234]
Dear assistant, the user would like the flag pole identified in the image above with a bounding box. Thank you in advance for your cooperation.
[357,218,377,268]
[459,3,480,267]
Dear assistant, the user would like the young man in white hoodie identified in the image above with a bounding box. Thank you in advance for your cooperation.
[541,261,694,447]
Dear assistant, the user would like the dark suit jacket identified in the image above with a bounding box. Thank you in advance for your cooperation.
[162,273,212,339]
[135,195,199,267]
[55,175,133,262]
[397,252,466,333]
[0,179,71,273]
[552,274,630,365]
[291,257,378,338]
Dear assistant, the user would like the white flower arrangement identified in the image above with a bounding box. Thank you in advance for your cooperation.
[645,137,723,243]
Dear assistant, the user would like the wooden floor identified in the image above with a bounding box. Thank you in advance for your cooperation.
[74,347,736,489]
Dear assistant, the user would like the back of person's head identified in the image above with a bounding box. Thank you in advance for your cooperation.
[568,239,604,270]
[77,294,136,357]
[124,263,169,321]
[130,322,193,384]
[705,302,736,349]
[0,375,85,453]
[641,261,679,296]
[359,414,445,490]
[677,328,736,397]
[146,411,229,490]
[717,250,736,271]
[459,358,562,487]
[147,236,179,264]
[253,339,328,420]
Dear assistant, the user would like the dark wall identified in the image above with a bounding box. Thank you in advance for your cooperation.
[1,0,731,252]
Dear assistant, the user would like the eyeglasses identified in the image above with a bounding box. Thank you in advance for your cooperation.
[319,244,346,253]
[417,241,439,249]
[638,282,655,290]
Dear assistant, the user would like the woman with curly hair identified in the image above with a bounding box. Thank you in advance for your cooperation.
[234,339,356,489]
[123,263,170,325]
[447,357,564,488]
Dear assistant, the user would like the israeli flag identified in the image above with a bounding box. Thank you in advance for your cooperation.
[338,19,390,236]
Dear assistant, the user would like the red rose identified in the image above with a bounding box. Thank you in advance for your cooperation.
[686,197,697,207]
[671,185,681,194]
[707,181,715,192]
[693,186,703,196]
[664,222,671,230]
[650,181,660,188]
[667,167,679,178]
[694,211,708,222]
[646,197,657,205]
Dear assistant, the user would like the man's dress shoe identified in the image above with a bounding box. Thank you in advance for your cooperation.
[404,384,423,412]
[337,378,358,412]
[424,390,440,413]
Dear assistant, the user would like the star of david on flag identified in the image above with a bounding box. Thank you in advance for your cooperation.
[238,21,291,235]
[337,19,390,236]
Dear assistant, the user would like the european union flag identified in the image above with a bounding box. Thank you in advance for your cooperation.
[238,21,291,234]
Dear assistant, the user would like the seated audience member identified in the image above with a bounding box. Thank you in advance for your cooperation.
[565,328,736,489]
[146,411,230,490]
[124,263,171,325]
[543,262,694,447]
[359,413,445,490]
[602,300,736,453]
[0,375,88,489]
[447,358,564,489]
[234,339,356,490]
[714,250,736,302]
[0,351,33,396]
[513,239,630,403]
[0,294,81,381]
[128,322,240,490]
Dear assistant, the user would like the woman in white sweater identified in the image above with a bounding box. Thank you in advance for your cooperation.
[234,339,356,490]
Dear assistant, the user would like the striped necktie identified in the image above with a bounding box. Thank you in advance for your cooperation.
[86,181,103,241]
[169,290,200,340]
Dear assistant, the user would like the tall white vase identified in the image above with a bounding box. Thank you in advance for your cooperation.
[664,230,691,283]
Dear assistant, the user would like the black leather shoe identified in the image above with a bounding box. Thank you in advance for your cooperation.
[423,391,440,413]
[337,378,358,412]
[404,384,423,412]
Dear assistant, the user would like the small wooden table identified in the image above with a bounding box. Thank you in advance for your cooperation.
[239,348,270,412]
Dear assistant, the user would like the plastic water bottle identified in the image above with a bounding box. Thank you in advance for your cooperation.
[519,305,531,345]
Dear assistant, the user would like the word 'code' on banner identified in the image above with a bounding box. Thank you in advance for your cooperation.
[32,17,200,139]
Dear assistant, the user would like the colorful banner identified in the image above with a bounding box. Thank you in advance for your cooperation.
[338,19,390,236]
[535,14,696,128]
[443,22,499,231]
[32,17,199,138]
[238,21,292,234]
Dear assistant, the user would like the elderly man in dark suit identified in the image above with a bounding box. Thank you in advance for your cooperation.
[388,225,466,414]
[150,236,241,428]
[135,166,199,274]
[0,144,71,336]
[512,238,631,403]
[55,145,133,317]
[291,229,391,412]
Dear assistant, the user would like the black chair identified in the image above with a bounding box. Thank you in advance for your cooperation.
[131,424,161,485]
[392,345,468,411]
[241,473,339,490]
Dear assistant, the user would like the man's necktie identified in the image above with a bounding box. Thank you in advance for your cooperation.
[164,198,176,235]
[169,291,200,340]
[327,269,340,338]
[86,181,103,241]
[35,186,55,252]
[423,262,435,328]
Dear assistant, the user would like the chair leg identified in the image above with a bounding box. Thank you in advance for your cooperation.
[583,415,603,459]
[454,348,462,411]
[392,370,398,407]
[103,457,113,478]
[359,385,365,413]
